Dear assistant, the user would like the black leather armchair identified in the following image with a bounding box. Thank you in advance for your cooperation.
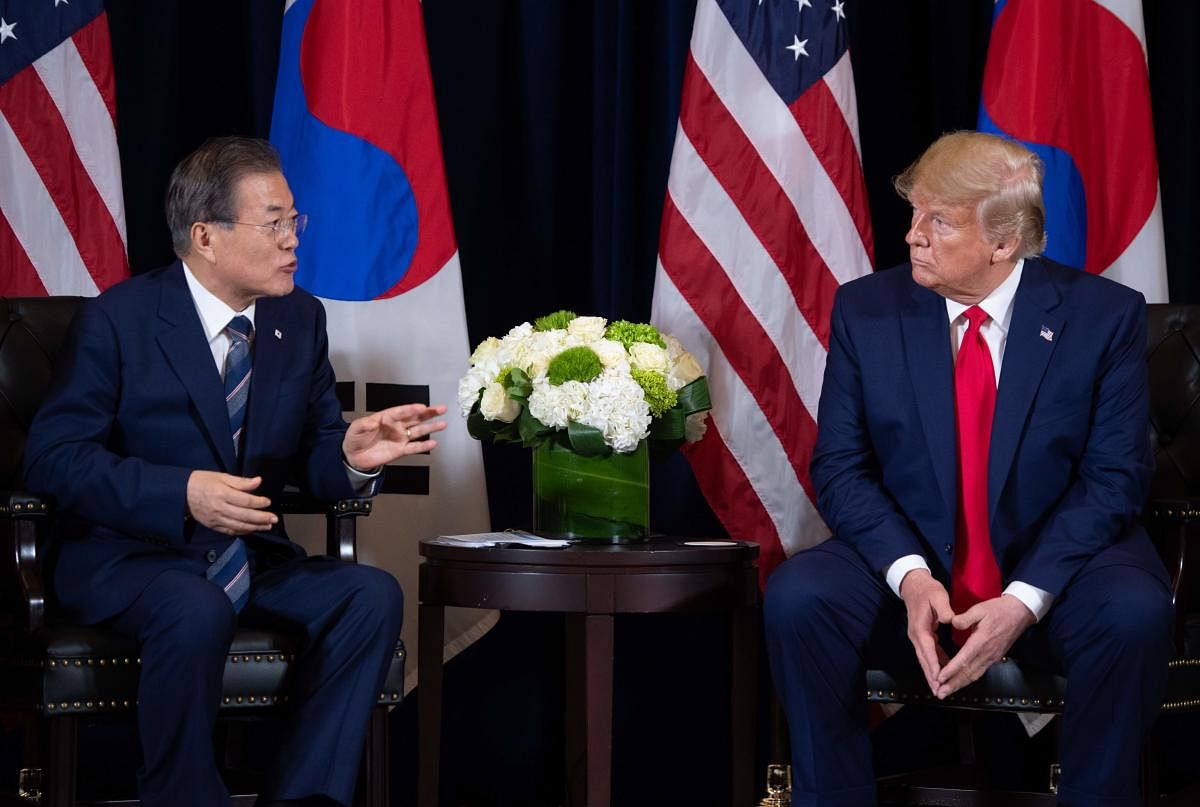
[868,303,1200,805]
[0,296,404,806]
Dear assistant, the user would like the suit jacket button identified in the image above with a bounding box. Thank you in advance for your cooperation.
[944,544,953,554]
[205,549,218,563]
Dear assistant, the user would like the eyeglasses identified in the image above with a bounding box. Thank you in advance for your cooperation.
[212,213,308,243]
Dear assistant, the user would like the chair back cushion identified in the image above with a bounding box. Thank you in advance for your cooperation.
[1146,304,1200,499]
[0,296,86,489]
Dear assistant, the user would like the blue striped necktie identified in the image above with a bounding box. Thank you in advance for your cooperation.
[224,315,253,456]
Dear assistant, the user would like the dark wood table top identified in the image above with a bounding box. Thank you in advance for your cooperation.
[419,536,759,566]
[418,536,760,614]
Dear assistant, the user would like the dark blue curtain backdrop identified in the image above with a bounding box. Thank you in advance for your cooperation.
[68,1,1200,804]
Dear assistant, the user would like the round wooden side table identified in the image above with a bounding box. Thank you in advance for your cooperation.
[417,537,760,807]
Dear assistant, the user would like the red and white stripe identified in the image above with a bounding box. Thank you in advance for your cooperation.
[652,0,874,584]
[0,12,127,296]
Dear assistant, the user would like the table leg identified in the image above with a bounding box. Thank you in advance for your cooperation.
[418,603,445,807]
[731,605,758,806]
[566,613,614,807]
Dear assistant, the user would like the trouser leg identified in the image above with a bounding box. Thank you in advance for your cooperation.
[243,558,403,806]
[763,540,907,807]
[1047,561,1172,807]
[107,569,237,807]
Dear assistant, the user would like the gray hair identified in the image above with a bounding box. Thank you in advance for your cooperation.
[165,136,283,256]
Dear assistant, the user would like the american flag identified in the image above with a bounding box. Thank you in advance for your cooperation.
[0,0,127,296]
[652,0,873,584]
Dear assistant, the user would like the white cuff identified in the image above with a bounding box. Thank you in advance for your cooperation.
[344,461,381,494]
[1004,581,1054,622]
[885,554,930,597]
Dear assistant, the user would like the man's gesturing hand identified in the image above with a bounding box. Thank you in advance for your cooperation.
[935,594,1035,699]
[899,569,955,694]
[186,471,276,536]
[343,403,448,472]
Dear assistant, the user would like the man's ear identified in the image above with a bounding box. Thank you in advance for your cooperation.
[190,221,217,263]
[991,235,1020,265]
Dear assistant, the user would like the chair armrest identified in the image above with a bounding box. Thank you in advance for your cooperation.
[1,490,53,635]
[1148,497,1200,526]
[275,490,373,564]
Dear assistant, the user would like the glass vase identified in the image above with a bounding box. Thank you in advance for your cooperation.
[531,438,649,542]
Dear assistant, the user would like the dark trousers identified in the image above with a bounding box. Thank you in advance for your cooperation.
[107,556,403,807]
[763,539,1172,807]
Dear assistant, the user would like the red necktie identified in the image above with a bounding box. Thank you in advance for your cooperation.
[950,306,1002,646]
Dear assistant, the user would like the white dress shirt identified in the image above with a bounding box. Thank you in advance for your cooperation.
[181,262,377,490]
[884,259,1055,621]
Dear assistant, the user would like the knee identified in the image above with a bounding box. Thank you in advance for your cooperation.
[147,582,237,657]
[1099,584,1174,655]
[763,553,841,639]
[347,566,404,635]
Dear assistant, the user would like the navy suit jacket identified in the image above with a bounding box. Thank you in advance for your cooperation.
[810,258,1166,599]
[24,261,360,624]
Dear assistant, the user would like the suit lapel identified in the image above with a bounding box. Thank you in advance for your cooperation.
[155,262,237,472]
[988,260,1064,518]
[240,295,288,472]
[900,275,958,518]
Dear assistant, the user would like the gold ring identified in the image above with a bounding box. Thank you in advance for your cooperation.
[406,428,412,439]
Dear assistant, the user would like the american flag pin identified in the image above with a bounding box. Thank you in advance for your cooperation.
[1039,325,1054,342]
[274,329,283,340]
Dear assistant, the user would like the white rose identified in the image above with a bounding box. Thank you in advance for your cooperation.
[628,342,669,373]
[663,334,686,361]
[667,350,704,391]
[592,338,629,369]
[470,336,502,367]
[567,316,607,342]
[479,382,521,423]
[684,411,709,442]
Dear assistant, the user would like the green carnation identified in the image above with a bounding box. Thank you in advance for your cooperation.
[631,369,677,417]
[534,310,578,332]
[546,346,603,386]
[605,320,665,349]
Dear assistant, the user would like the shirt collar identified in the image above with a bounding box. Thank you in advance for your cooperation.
[181,260,256,343]
[944,258,1024,333]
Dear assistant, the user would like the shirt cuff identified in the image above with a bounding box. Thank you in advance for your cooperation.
[343,461,381,494]
[1004,581,1054,622]
[885,554,930,597]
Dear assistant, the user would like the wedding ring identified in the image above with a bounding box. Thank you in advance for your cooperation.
[405,428,412,439]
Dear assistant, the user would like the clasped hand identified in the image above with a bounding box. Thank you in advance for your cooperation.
[898,569,1036,700]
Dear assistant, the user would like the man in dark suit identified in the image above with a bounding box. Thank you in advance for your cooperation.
[24,136,446,807]
[764,131,1172,806]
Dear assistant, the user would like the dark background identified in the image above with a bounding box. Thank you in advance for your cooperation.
[66,0,1200,804]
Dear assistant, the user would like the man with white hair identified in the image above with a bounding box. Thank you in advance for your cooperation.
[765,131,1172,806]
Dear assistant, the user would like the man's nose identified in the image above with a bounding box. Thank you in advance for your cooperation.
[906,220,927,247]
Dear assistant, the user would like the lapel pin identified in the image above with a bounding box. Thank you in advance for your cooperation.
[274,329,283,340]
[1039,325,1054,342]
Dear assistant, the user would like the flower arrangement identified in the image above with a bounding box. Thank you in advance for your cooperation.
[458,310,712,457]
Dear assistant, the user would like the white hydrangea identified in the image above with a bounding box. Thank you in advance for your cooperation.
[527,378,589,430]
[457,367,491,418]
[576,369,652,453]
[524,329,570,378]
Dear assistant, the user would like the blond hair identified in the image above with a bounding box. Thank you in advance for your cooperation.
[894,131,1047,259]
